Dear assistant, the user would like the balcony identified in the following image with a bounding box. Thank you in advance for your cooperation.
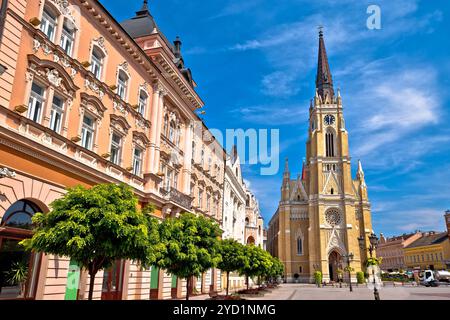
[159,187,193,211]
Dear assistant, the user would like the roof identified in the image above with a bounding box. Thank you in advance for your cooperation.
[120,1,173,51]
[405,232,448,249]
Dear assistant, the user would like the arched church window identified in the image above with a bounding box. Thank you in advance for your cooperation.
[297,237,303,255]
[330,188,334,195]
[325,130,335,157]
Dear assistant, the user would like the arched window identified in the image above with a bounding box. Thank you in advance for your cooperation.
[117,70,129,101]
[138,90,148,116]
[297,237,303,255]
[163,115,169,137]
[169,121,176,143]
[91,46,105,80]
[201,148,205,166]
[60,18,76,56]
[1,200,40,230]
[40,5,58,42]
[245,217,249,226]
[0,200,43,299]
[325,130,335,157]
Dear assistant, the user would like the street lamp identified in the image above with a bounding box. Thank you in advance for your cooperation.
[358,233,380,300]
[343,253,354,292]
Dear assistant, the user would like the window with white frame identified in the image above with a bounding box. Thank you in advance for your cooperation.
[81,114,95,150]
[27,83,45,123]
[91,47,104,80]
[198,189,203,208]
[161,115,167,137]
[173,172,178,190]
[169,121,176,143]
[206,193,211,211]
[132,148,143,176]
[60,19,76,57]
[40,6,57,42]
[110,133,122,165]
[166,169,173,191]
[138,90,147,116]
[117,70,128,101]
[49,95,64,133]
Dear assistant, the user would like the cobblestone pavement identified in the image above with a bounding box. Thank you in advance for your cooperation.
[244,283,450,300]
[188,283,450,300]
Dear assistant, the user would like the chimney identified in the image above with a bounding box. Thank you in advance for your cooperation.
[173,36,182,59]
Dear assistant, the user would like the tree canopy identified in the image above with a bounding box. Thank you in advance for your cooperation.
[21,183,162,299]
[239,245,274,286]
[217,239,248,295]
[156,213,222,299]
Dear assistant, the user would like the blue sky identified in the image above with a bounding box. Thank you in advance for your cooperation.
[101,0,450,236]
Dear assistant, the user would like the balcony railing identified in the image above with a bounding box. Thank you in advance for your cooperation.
[159,187,193,210]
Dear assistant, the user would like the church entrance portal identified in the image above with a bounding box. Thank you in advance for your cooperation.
[328,251,342,282]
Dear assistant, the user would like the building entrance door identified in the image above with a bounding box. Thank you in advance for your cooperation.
[101,260,124,300]
[328,251,341,282]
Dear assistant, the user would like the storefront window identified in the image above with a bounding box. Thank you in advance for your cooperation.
[0,200,42,300]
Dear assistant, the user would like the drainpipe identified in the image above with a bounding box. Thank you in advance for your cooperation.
[0,0,8,45]
[0,0,9,75]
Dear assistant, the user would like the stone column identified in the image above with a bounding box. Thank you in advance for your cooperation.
[153,88,167,173]
[148,83,163,174]
[182,121,193,194]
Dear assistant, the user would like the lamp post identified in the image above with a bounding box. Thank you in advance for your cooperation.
[343,252,354,292]
[358,233,380,300]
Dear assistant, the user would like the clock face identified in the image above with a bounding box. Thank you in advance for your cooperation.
[324,114,335,126]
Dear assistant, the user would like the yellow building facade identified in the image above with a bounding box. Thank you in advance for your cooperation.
[404,212,450,271]
[267,31,374,283]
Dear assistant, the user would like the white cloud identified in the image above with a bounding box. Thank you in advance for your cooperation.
[261,71,300,97]
[232,103,308,125]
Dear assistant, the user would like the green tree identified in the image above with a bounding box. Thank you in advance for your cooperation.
[239,245,273,290]
[314,270,323,287]
[156,213,222,300]
[217,239,248,296]
[21,183,162,300]
[267,257,284,283]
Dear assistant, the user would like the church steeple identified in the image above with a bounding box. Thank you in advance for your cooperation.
[315,28,334,102]
[283,158,290,182]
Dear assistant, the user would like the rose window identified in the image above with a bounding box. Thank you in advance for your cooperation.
[325,209,341,226]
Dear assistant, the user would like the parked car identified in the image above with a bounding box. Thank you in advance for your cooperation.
[421,270,440,287]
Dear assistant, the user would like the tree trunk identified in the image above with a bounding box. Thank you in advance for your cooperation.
[88,273,96,300]
[185,277,190,301]
[226,271,230,296]
[246,275,249,290]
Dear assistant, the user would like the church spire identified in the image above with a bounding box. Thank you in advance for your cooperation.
[283,158,290,179]
[315,28,334,102]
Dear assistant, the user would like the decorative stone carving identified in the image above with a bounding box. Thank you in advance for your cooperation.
[0,167,16,178]
[113,100,128,116]
[47,69,63,87]
[84,78,105,100]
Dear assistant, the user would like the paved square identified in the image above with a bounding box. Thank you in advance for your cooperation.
[242,284,450,300]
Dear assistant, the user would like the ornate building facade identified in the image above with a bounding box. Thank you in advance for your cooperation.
[377,231,422,272]
[267,30,375,283]
[0,0,230,300]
